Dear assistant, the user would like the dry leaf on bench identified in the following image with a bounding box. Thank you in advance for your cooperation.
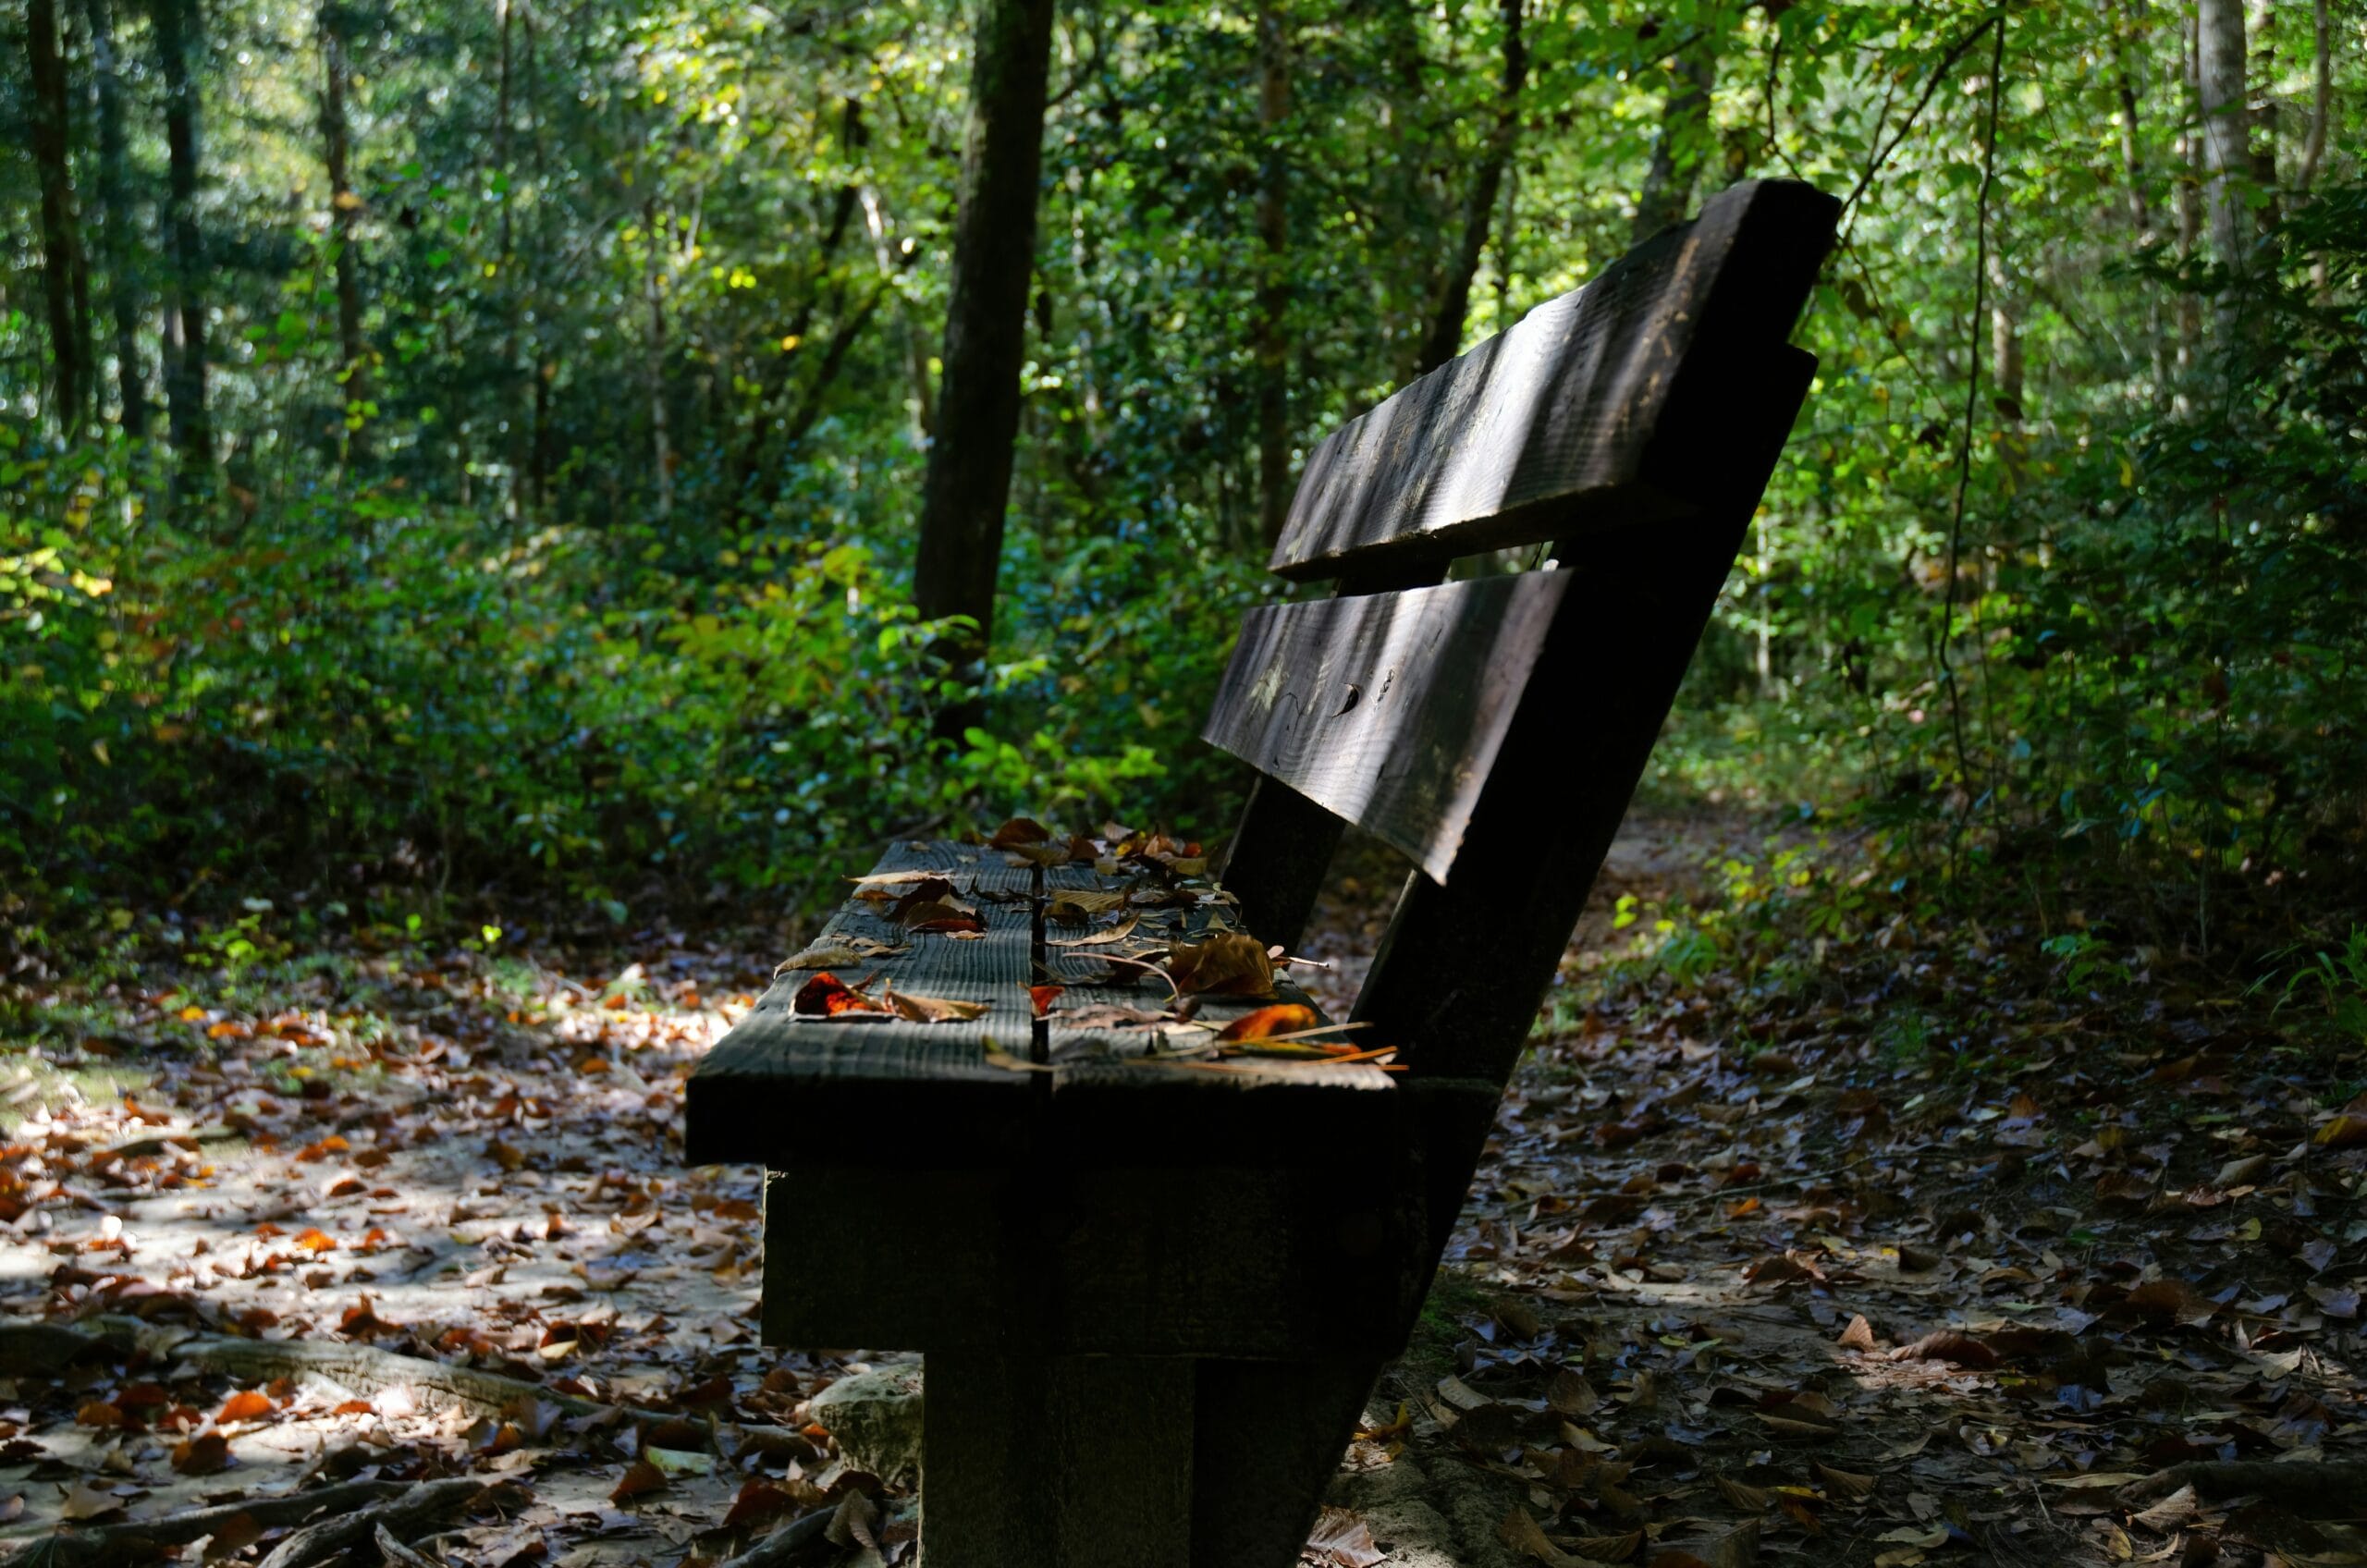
[1165,933,1276,998]
[1048,913,1138,949]
[885,988,988,1023]
[777,937,907,974]
[987,816,1052,849]
[1215,1003,1318,1043]
[792,973,889,1017]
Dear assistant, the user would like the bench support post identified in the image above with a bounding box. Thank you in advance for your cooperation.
[921,1352,1194,1568]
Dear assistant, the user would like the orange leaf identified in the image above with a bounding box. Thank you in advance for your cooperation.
[76,1401,124,1428]
[294,1228,337,1253]
[610,1459,668,1502]
[215,1390,276,1425]
[722,1478,798,1529]
[1215,1003,1319,1043]
[1030,985,1065,1019]
[791,973,889,1016]
[171,1433,232,1476]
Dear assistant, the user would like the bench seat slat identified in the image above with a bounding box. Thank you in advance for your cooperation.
[1199,571,1570,885]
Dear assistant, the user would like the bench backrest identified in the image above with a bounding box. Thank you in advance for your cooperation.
[1207,178,1836,1246]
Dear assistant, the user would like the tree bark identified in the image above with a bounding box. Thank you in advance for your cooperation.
[153,0,213,485]
[1252,0,1293,547]
[2111,0,2153,238]
[2177,6,2204,376]
[1416,0,1526,376]
[27,0,91,434]
[2195,0,2252,342]
[1632,20,1717,245]
[643,199,673,525]
[82,0,145,436]
[2247,0,2277,231]
[319,0,368,463]
[910,0,1057,738]
[2293,0,2329,193]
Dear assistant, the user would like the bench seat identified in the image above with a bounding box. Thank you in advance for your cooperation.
[684,837,1424,1360]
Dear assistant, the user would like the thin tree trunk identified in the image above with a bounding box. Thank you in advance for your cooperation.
[910,0,1057,738]
[496,0,523,514]
[2248,0,2278,230]
[27,0,90,435]
[82,0,144,436]
[2196,0,2252,343]
[1417,0,1526,375]
[643,200,672,525]
[1632,20,1717,244]
[153,0,213,485]
[2293,0,2329,193]
[1253,0,1293,547]
[319,1,367,463]
[2112,0,2153,237]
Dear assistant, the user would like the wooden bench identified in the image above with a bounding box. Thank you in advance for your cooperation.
[685,178,1838,1568]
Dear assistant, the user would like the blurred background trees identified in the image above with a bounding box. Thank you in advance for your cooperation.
[1,0,2361,966]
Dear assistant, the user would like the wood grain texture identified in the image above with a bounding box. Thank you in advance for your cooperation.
[922,1353,1193,1568]
[1351,344,1819,1284]
[1267,178,1837,582]
[758,1163,1422,1359]
[1200,572,1570,883]
[683,840,1036,1168]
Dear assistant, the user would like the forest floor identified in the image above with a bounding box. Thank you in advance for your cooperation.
[2,811,2363,1568]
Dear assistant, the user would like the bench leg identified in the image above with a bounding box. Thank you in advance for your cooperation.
[1190,1355,1384,1568]
[921,1352,1194,1568]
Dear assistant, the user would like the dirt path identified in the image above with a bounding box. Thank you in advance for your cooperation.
[2,812,2361,1568]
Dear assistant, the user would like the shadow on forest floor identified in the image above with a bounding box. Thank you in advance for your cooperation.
[0,810,2361,1568]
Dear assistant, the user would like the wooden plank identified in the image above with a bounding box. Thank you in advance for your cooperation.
[1217,775,1345,954]
[1351,344,1819,1271]
[683,839,1036,1168]
[1190,1355,1388,1568]
[759,1164,1422,1358]
[1266,178,1837,582]
[1198,572,1571,885]
[923,1354,1193,1568]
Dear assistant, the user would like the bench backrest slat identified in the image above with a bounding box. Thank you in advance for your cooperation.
[1200,572,1569,885]
[1267,179,1836,584]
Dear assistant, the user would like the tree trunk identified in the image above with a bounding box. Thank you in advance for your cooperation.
[27,0,90,435]
[1252,0,1293,547]
[643,200,672,525]
[2247,0,2277,231]
[153,0,213,486]
[2112,0,2153,238]
[1416,0,1526,376]
[82,0,144,436]
[1632,21,1717,245]
[910,0,1057,738]
[2293,0,2329,193]
[2195,0,2251,346]
[319,1,367,463]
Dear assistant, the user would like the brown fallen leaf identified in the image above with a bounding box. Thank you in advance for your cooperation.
[1814,1462,1877,1501]
[1305,1506,1387,1568]
[58,1482,127,1522]
[1837,1315,1880,1354]
[611,1458,667,1502]
[884,988,989,1023]
[2312,1114,2367,1148]
[1165,933,1276,998]
[886,877,959,919]
[1498,1505,1584,1568]
[898,900,985,934]
[987,816,1052,849]
[785,937,914,975]
[1047,913,1140,949]
[2129,1483,2200,1533]
[1714,1474,1770,1511]
[172,1433,233,1475]
[1891,1329,2000,1369]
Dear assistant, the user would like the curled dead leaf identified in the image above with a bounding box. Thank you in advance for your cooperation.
[987,816,1052,849]
[792,973,889,1017]
[610,1458,668,1502]
[1215,1003,1319,1043]
[884,988,989,1023]
[1164,933,1276,998]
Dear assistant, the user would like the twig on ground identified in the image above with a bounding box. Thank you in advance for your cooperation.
[2118,1459,2367,1509]
[255,1479,492,1568]
[0,1481,408,1568]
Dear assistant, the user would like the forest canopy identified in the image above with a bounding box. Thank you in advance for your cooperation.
[3,0,2363,964]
